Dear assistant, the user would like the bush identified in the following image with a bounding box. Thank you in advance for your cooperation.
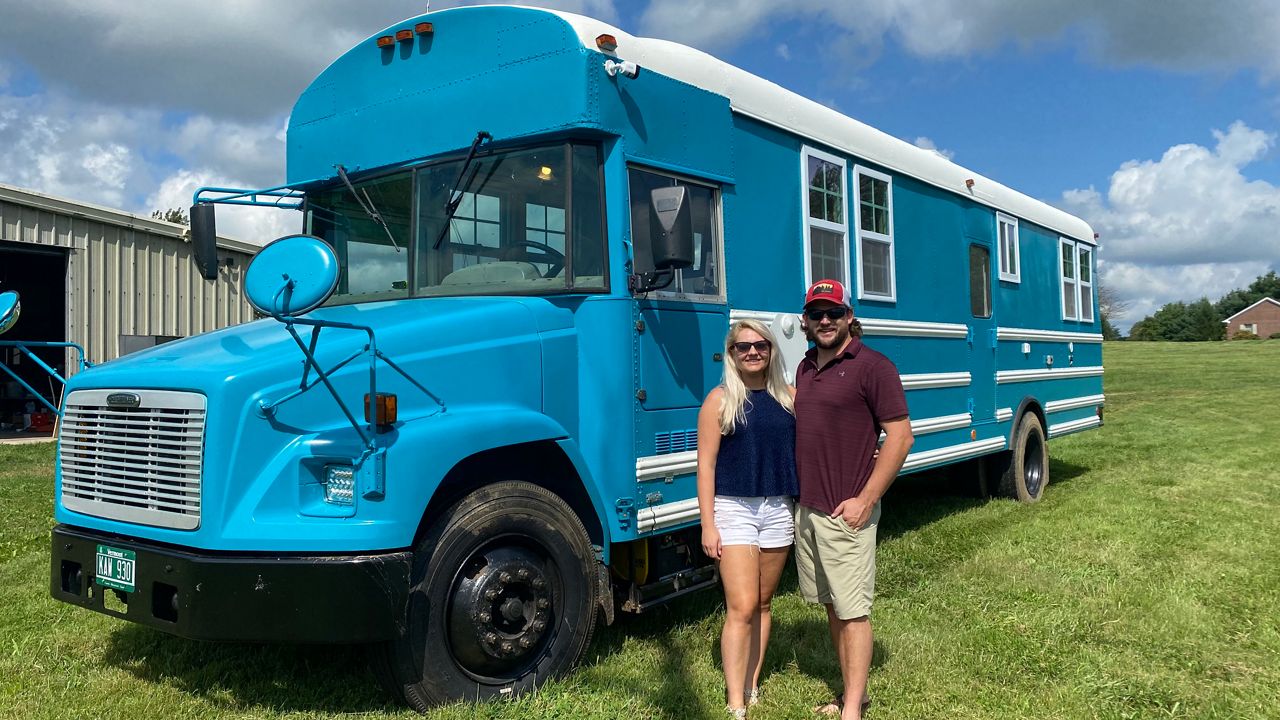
[1270,332,1280,340]
[1232,330,1260,340]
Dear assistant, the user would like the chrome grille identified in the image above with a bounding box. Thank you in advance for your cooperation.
[59,389,205,530]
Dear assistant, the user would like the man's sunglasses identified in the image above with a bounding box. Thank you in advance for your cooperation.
[805,307,849,322]
[732,341,772,354]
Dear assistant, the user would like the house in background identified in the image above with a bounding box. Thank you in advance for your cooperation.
[1223,297,1280,339]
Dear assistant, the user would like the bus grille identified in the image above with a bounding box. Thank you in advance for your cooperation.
[58,389,206,531]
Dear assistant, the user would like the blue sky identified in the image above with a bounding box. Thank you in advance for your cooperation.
[2,0,1278,332]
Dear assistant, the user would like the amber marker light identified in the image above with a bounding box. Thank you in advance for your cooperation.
[396,29,414,42]
[366,393,398,427]
[415,22,434,35]
[376,35,394,48]
[596,33,618,51]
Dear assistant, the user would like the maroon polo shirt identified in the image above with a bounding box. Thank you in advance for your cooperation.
[795,337,909,515]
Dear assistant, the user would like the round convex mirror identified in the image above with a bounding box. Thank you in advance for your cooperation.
[0,291,20,336]
[245,235,340,317]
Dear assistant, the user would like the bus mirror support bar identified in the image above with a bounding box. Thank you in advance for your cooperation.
[255,307,445,497]
[189,184,308,281]
[0,341,92,416]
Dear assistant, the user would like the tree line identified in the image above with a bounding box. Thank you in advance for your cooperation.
[1123,271,1280,341]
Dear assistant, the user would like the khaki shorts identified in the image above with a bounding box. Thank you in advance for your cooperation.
[794,502,881,620]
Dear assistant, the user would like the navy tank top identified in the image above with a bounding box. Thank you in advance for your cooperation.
[713,388,799,497]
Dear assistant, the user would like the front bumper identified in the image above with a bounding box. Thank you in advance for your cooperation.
[50,524,412,643]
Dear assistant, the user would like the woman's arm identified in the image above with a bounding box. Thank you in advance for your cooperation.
[696,387,724,559]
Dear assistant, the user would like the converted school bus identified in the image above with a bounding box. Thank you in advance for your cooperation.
[41,5,1103,711]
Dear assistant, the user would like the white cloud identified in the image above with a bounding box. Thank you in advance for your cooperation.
[146,169,301,246]
[912,136,954,160]
[776,43,791,61]
[0,1,618,122]
[638,0,1280,78]
[1060,121,1280,331]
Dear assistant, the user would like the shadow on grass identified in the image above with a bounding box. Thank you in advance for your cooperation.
[101,626,397,715]
[96,459,1093,717]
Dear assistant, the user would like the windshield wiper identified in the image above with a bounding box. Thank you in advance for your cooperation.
[335,164,401,253]
[433,130,492,250]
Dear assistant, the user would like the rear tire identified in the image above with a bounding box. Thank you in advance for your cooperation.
[997,413,1049,503]
[375,481,599,712]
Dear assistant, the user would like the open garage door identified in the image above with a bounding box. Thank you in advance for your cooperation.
[0,241,68,438]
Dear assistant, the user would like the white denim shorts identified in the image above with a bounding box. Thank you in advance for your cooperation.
[713,495,795,549]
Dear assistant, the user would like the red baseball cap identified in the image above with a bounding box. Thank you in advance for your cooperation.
[804,279,851,308]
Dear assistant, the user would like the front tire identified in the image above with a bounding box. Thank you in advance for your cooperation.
[376,481,599,711]
[998,413,1050,503]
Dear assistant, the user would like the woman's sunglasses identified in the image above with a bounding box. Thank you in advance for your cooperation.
[732,340,772,355]
[805,307,849,322]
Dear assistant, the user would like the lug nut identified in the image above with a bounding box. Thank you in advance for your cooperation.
[519,637,531,648]
[532,620,546,632]
[485,588,499,600]
[517,568,529,579]
[499,571,512,584]
[532,578,546,589]
[502,641,514,653]
[484,632,498,644]
[477,611,491,623]
[536,598,549,609]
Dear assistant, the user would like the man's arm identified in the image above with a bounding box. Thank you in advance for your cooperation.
[832,416,913,528]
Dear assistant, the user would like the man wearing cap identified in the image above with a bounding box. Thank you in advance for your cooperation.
[794,279,913,720]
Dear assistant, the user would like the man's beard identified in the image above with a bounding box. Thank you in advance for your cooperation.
[812,324,849,349]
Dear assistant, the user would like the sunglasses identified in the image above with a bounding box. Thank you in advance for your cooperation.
[732,340,772,355]
[805,307,849,322]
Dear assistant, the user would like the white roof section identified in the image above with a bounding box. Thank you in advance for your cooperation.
[0,182,258,255]
[1222,296,1280,323]
[534,8,1096,245]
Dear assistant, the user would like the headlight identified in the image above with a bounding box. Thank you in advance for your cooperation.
[322,465,355,506]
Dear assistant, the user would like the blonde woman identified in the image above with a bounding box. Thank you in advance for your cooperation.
[697,319,798,719]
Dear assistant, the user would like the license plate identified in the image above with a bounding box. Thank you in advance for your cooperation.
[94,544,136,593]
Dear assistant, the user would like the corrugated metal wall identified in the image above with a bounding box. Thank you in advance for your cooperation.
[0,185,257,370]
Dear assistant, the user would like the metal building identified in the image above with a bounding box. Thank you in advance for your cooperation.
[0,182,257,433]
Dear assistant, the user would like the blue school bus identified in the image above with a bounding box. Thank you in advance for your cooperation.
[33,6,1102,709]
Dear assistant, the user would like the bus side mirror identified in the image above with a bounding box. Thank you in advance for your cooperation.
[649,186,695,271]
[190,203,219,280]
[0,291,20,336]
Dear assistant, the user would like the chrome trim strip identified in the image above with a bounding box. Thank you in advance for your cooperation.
[996,328,1104,343]
[636,497,701,534]
[636,450,697,483]
[1048,416,1102,438]
[879,412,972,442]
[901,371,971,390]
[900,436,1008,472]
[996,366,1104,384]
[1046,394,1106,413]
[996,407,1014,422]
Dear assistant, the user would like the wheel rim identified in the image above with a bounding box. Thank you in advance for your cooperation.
[446,542,558,680]
[1024,430,1045,497]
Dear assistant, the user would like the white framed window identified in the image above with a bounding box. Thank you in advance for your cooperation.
[854,165,895,301]
[1060,238,1095,322]
[996,212,1020,283]
[1077,244,1094,322]
[1241,322,1258,334]
[1060,238,1078,321]
[801,146,849,289]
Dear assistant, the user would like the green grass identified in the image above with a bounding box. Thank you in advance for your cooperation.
[3,341,1279,719]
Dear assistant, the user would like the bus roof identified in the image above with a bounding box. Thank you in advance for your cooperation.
[511,7,1095,245]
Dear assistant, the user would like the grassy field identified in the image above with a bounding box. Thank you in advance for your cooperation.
[2,341,1278,719]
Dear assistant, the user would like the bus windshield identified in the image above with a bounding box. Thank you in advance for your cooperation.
[309,142,606,305]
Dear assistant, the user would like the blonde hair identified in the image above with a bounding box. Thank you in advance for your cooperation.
[719,319,794,434]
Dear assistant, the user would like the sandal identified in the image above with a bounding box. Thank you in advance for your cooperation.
[725,705,747,719]
[812,695,872,715]
[747,687,760,707]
